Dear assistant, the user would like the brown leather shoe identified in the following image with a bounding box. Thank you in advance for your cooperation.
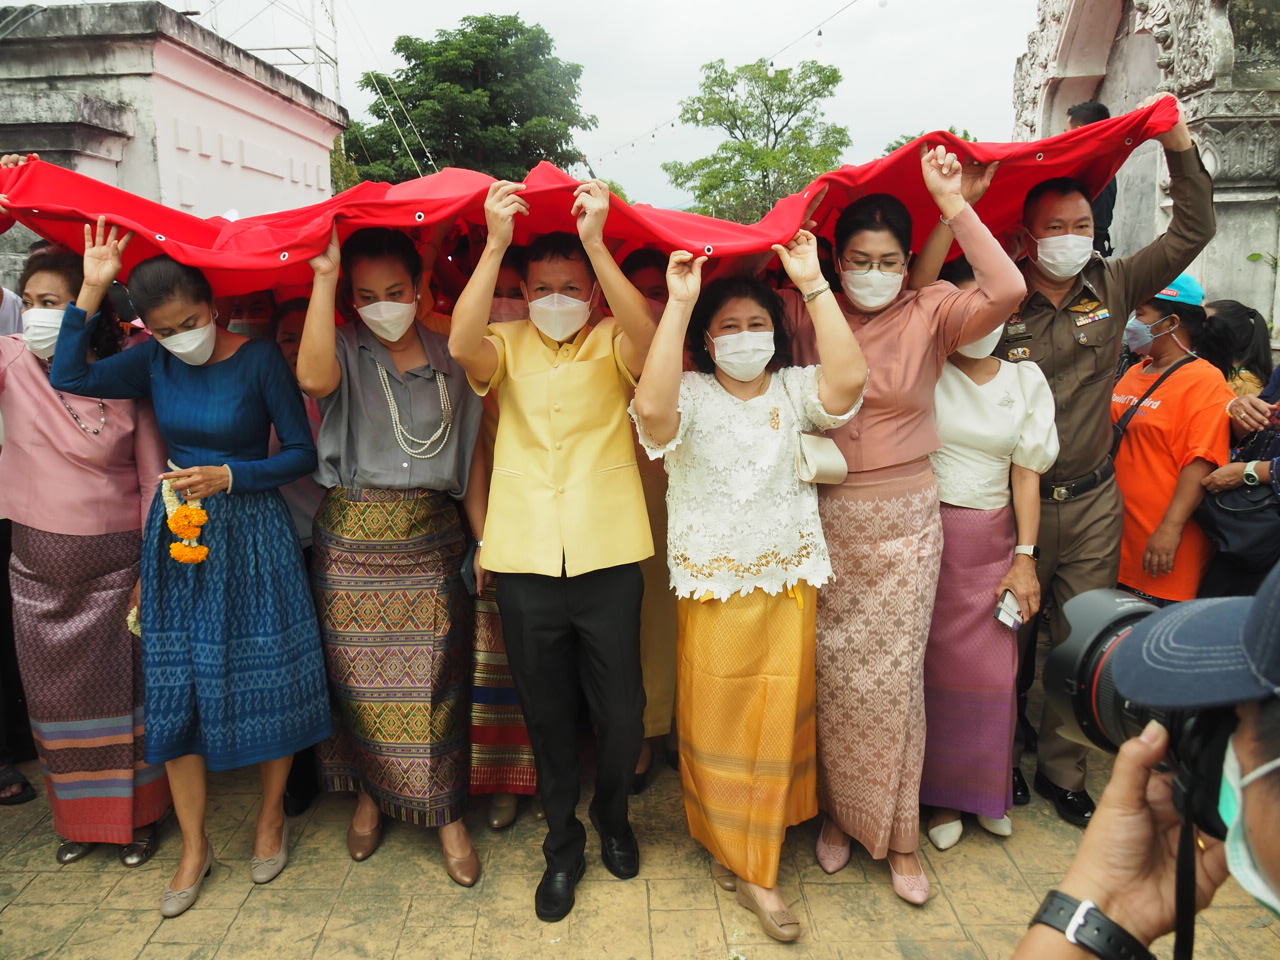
[444,845,481,887]
[735,883,800,942]
[347,818,382,862]
[710,860,737,892]
[487,793,518,830]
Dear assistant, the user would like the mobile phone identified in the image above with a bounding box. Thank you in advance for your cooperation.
[994,589,1023,630]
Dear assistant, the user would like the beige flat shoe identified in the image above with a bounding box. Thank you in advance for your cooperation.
[735,883,800,942]
[160,839,213,918]
[710,860,737,892]
[250,821,288,884]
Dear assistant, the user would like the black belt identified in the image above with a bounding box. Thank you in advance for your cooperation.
[1040,459,1115,502]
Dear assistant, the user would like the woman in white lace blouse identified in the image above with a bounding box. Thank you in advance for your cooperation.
[631,232,867,944]
[919,262,1059,853]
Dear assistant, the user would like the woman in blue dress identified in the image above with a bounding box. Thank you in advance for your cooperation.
[51,219,332,917]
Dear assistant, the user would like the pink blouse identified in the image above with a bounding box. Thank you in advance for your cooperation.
[788,205,1025,474]
[0,335,167,535]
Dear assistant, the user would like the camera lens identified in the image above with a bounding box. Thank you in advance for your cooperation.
[1044,590,1167,753]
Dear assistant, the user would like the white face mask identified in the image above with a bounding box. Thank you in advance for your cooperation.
[1219,737,1280,916]
[157,321,217,366]
[489,297,528,324]
[528,289,593,342]
[21,308,64,360]
[1031,233,1094,280]
[357,299,417,342]
[841,270,904,311]
[709,330,775,382]
[956,325,1005,360]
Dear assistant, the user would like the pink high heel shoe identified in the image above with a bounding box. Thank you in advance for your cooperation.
[814,817,851,874]
[888,852,930,905]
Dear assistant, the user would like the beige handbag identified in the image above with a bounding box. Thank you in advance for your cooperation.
[796,432,848,484]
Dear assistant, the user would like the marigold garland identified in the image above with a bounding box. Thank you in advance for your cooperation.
[160,478,209,564]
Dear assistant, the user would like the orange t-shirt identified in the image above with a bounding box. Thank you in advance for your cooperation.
[1111,357,1236,601]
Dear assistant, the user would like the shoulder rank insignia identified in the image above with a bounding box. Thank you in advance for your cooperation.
[1008,346,1032,362]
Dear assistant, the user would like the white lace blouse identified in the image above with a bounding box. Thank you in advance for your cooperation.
[631,366,861,600]
[929,359,1060,510]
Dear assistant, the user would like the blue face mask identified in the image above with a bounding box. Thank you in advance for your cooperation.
[1124,314,1178,355]
[1219,737,1280,917]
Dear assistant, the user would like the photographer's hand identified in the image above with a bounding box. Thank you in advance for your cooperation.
[1014,721,1229,957]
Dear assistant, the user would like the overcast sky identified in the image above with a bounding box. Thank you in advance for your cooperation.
[54,0,1043,208]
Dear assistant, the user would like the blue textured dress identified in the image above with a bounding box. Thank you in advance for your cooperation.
[51,306,333,770]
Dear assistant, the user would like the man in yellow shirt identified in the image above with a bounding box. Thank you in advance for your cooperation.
[449,179,657,922]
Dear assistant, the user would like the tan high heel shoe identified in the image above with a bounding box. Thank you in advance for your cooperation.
[710,860,737,892]
[443,839,480,887]
[347,817,382,862]
[735,882,800,942]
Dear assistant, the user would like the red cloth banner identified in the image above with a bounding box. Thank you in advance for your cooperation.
[0,98,1179,296]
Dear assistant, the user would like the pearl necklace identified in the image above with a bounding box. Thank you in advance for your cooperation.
[56,392,107,435]
[375,360,453,459]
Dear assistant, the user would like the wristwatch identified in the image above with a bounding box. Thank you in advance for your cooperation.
[1031,891,1154,960]
[1015,545,1041,560]
[1243,461,1262,486]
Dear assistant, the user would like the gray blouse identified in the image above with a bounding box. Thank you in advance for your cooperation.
[315,322,482,496]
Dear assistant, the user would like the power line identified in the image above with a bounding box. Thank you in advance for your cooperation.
[589,0,870,166]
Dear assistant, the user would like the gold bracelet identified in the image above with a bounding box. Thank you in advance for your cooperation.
[802,282,832,303]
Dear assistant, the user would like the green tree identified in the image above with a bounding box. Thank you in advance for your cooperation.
[661,59,850,223]
[883,125,976,157]
[340,14,598,184]
[330,134,362,194]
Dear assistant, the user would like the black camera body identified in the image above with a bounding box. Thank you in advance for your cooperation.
[1043,589,1236,840]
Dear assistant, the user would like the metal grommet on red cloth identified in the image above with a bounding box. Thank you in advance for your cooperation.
[279,252,289,261]
[31,209,38,213]
[415,211,425,221]
[155,234,166,241]
[1035,153,1044,161]
[704,244,714,255]
[1125,138,1134,145]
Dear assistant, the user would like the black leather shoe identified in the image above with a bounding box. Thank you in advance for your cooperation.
[1013,773,1034,808]
[1012,766,1030,806]
[588,806,639,879]
[535,859,586,922]
[1034,771,1095,827]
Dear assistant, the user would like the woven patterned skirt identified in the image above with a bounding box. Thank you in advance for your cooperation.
[677,583,818,888]
[921,503,1018,819]
[469,582,536,796]
[313,487,472,826]
[141,488,332,771]
[10,525,171,843]
[815,460,942,859]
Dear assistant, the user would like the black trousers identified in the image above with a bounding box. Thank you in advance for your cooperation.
[497,562,645,872]
[0,519,35,768]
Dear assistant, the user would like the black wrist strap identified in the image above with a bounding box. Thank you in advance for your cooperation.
[1031,891,1154,960]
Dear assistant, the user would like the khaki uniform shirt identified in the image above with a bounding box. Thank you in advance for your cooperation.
[468,317,654,577]
[997,147,1215,484]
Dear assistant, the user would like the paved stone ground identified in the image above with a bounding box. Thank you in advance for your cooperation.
[1,701,1276,959]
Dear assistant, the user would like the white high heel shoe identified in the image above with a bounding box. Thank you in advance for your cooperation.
[927,819,964,851]
[977,815,1013,837]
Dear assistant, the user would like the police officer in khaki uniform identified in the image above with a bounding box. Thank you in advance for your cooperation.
[1001,93,1215,825]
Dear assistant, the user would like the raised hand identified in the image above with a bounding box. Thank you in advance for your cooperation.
[920,144,964,209]
[484,181,528,251]
[0,153,37,169]
[571,179,611,246]
[1137,93,1192,152]
[961,159,999,206]
[82,215,133,290]
[310,224,341,279]
[771,229,825,293]
[665,250,707,306]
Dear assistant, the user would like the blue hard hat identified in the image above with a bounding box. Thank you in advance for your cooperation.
[1152,273,1205,307]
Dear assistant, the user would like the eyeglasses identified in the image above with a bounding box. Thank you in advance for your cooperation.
[840,256,908,276]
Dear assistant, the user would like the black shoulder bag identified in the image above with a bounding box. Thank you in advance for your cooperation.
[1194,417,1280,571]
[1111,357,1195,459]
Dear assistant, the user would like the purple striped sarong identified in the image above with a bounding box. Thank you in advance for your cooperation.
[920,503,1017,820]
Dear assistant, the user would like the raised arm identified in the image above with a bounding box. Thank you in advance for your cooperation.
[449,182,527,384]
[297,226,343,398]
[52,218,152,400]
[915,147,1024,350]
[909,159,999,289]
[632,251,706,447]
[1108,95,1215,316]
[573,179,656,378]
[774,230,867,415]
